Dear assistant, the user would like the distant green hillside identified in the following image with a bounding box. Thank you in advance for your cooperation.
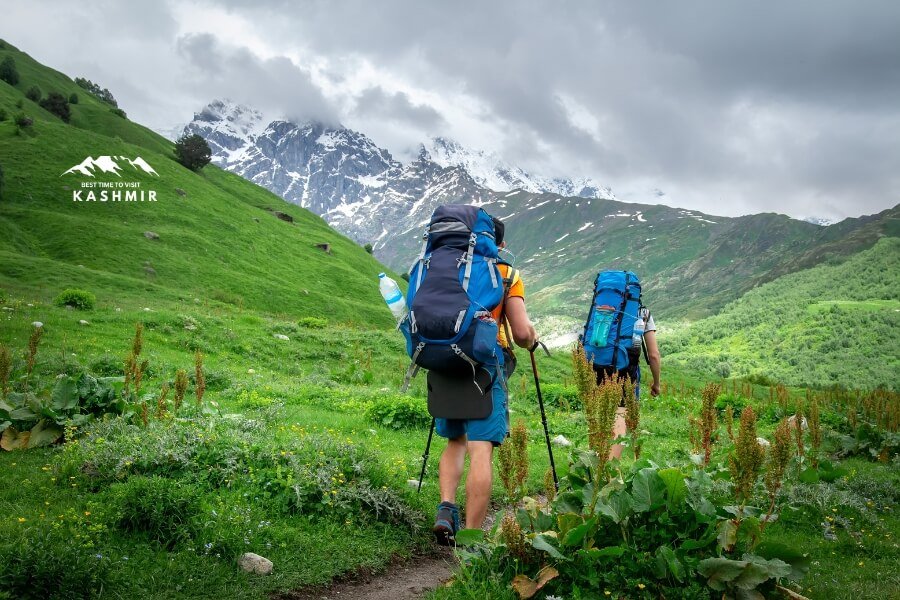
[661,237,900,389]
[0,41,394,326]
[379,190,898,325]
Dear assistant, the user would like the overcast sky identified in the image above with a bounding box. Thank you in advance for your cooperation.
[5,0,899,220]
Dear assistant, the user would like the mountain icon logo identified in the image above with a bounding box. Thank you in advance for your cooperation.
[61,156,159,177]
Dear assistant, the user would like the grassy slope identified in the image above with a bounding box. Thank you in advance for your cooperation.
[661,237,900,389]
[0,41,396,327]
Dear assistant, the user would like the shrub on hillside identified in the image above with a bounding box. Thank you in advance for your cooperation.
[68,92,78,104]
[0,56,18,85]
[0,107,6,121]
[364,243,373,254]
[54,288,95,310]
[109,107,126,118]
[366,394,430,430]
[74,76,118,107]
[174,133,212,171]
[108,476,202,550]
[25,85,41,102]
[39,91,71,123]
[59,416,422,529]
[298,316,328,329]
[13,112,31,128]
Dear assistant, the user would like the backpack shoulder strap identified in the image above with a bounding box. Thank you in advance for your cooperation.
[497,264,518,353]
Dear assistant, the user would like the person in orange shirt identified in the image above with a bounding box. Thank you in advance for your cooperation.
[433,216,538,544]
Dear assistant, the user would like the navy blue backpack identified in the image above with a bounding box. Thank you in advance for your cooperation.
[400,205,505,391]
[581,270,646,378]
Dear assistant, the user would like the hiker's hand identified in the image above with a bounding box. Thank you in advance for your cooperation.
[651,382,660,397]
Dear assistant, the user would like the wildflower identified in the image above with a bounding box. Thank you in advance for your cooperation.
[84,511,91,516]
[17,517,26,523]
[605,592,612,597]
[638,582,647,590]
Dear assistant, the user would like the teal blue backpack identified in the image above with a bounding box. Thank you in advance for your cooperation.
[580,270,646,378]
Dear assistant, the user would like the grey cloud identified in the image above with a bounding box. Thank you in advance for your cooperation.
[175,32,338,126]
[351,87,445,129]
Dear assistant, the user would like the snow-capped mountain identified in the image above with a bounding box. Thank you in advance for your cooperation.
[182,100,496,249]
[422,137,615,200]
[180,100,614,249]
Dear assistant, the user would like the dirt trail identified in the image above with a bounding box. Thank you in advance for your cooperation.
[276,549,455,600]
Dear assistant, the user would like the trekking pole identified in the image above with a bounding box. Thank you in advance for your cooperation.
[417,417,436,493]
[529,341,558,491]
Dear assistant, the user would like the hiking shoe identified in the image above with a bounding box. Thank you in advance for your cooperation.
[433,501,460,546]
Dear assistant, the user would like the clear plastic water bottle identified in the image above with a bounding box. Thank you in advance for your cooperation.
[631,312,645,355]
[378,273,408,322]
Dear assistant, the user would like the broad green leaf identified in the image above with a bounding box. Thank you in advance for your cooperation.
[798,466,820,484]
[657,545,686,582]
[736,516,761,547]
[0,399,13,413]
[596,490,633,524]
[818,461,849,483]
[562,517,595,548]
[733,556,791,589]
[698,557,749,591]
[9,407,37,422]
[754,542,811,582]
[531,533,569,561]
[0,420,10,432]
[658,467,688,506]
[632,468,666,512]
[453,528,484,546]
[557,513,580,538]
[717,519,738,551]
[51,375,79,411]
[554,491,583,515]
[28,420,63,448]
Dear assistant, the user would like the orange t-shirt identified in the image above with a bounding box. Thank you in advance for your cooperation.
[492,264,525,349]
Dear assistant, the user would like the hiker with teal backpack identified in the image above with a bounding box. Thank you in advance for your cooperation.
[581,270,661,459]
[397,205,537,544]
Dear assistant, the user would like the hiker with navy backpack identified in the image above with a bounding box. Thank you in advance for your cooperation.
[580,270,661,459]
[397,204,537,545]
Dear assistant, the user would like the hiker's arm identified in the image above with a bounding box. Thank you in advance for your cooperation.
[644,330,661,396]
[504,296,537,349]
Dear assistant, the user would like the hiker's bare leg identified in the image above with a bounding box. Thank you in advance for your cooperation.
[464,440,494,528]
[609,407,627,460]
[439,435,467,503]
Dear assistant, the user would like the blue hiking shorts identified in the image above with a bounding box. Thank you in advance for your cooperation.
[435,350,514,445]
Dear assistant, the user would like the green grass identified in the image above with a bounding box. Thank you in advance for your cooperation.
[0,40,403,328]
[662,238,900,389]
